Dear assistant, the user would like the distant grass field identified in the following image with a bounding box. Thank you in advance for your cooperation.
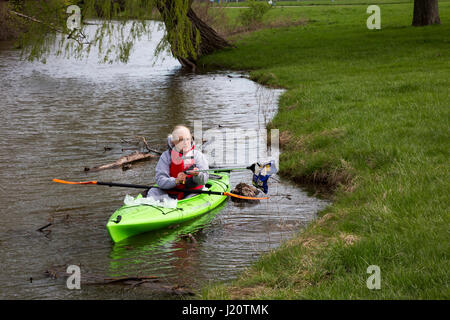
[215,0,419,30]
[199,1,450,299]
[221,0,414,7]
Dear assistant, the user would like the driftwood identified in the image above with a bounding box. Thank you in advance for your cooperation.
[87,276,159,285]
[84,151,158,172]
[84,137,163,172]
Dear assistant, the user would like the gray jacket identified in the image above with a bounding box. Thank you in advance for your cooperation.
[155,137,209,190]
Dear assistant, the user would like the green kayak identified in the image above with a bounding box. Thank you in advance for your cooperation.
[106,171,230,243]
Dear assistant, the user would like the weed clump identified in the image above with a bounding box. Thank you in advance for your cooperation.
[238,0,272,27]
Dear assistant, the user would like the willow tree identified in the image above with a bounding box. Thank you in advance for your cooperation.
[6,0,231,68]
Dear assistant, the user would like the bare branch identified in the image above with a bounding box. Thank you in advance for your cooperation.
[136,136,163,155]
[9,10,64,33]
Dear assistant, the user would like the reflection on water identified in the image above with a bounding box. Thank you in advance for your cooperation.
[0,21,329,299]
[109,203,226,282]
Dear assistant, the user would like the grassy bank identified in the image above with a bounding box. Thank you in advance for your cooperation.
[198,2,450,299]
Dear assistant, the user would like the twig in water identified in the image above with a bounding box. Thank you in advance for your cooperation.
[36,223,52,232]
[135,136,162,155]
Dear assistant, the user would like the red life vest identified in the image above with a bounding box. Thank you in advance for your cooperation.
[168,144,204,200]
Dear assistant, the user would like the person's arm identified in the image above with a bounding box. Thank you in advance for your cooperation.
[155,151,177,190]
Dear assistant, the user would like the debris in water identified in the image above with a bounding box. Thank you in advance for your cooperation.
[84,151,158,172]
[36,223,52,232]
[36,223,52,238]
[121,163,132,171]
[179,233,197,243]
[43,266,194,296]
[230,183,261,203]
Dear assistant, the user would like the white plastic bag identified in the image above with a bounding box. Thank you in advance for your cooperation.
[123,194,178,209]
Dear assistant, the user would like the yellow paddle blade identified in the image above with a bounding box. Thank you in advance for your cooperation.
[224,192,269,200]
[53,178,97,185]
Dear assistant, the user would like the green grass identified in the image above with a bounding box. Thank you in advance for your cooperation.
[198,2,450,299]
[221,0,414,7]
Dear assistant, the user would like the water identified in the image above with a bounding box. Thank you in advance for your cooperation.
[0,22,329,299]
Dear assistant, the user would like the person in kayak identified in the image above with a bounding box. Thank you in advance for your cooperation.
[146,125,209,201]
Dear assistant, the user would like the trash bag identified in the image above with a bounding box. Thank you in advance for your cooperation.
[124,194,178,209]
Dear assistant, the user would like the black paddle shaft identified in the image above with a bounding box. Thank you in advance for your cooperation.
[96,181,151,189]
[95,181,225,195]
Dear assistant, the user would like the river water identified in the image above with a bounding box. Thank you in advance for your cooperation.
[0,22,328,299]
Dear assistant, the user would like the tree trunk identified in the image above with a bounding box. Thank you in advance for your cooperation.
[187,7,231,56]
[156,0,231,70]
[412,0,440,26]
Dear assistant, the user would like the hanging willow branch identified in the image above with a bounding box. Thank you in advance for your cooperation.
[10,9,91,45]
[6,0,231,68]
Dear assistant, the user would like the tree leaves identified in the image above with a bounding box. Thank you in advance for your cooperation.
[9,0,198,64]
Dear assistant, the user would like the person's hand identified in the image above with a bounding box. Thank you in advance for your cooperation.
[189,167,200,176]
[175,172,187,184]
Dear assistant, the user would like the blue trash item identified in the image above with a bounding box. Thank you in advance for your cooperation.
[251,160,278,194]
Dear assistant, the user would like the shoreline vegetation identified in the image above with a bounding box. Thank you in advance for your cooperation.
[198,1,449,299]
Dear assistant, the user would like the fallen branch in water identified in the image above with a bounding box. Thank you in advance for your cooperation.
[44,267,158,284]
[43,267,194,295]
[36,223,52,232]
[84,151,158,172]
[86,275,159,285]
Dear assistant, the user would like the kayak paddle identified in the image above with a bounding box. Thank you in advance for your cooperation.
[52,179,269,200]
[52,179,150,189]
